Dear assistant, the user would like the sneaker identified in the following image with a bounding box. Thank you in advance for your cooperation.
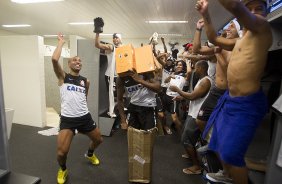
[85,153,100,165]
[181,153,190,159]
[206,170,233,184]
[107,112,116,118]
[57,168,68,184]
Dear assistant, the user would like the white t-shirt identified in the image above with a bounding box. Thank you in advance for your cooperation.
[166,73,186,97]
[105,48,117,77]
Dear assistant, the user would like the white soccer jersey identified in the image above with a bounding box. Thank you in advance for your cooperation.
[60,73,89,117]
[124,75,156,107]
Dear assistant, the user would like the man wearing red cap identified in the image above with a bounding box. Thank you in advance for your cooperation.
[196,0,272,184]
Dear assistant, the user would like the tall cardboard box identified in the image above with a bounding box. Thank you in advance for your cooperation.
[115,44,135,75]
[127,127,158,183]
[134,45,156,73]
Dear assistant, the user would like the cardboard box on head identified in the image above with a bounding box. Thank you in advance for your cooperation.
[134,45,156,73]
[115,44,135,76]
[115,44,157,76]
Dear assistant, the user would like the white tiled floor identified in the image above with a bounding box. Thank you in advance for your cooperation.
[46,107,60,127]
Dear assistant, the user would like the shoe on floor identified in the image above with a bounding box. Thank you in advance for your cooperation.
[85,153,100,165]
[182,167,202,175]
[107,112,116,118]
[164,127,172,135]
[206,170,233,184]
[197,144,208,154]
[181,153,190,159]
[57,168,68,184]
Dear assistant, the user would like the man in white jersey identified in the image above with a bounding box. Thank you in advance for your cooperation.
[117,71,161,130]
[94,17,122,118]
[117,70,161,183]
[53,34,103,184]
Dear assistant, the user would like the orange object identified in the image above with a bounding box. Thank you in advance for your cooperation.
[115,44,135,75]
[134,45,156,73]
[115,44,156,76]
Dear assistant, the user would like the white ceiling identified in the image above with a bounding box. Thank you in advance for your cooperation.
[0,0,232,40]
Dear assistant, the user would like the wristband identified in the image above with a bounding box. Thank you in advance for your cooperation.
[196,28,202,31]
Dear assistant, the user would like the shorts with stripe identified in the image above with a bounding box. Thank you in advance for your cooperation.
[162,94,179,114]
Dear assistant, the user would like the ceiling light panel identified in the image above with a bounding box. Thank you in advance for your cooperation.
[11,0,64,4]
[2,24,31,27]
[68,22,93,25]
[145,21,188,24]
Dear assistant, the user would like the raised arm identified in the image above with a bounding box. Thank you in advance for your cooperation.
[161,37,168,53]
[196,0,236,51]
[94,33,113,51]
[169,77,211,100]
[193,19,215,55]
[51,33,66,85]
[217,0,268,33]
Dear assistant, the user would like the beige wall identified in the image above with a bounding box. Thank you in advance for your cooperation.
[0,29,18,36]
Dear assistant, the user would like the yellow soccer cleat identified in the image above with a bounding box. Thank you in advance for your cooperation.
[57,168,68,184]
[85,153,100,165]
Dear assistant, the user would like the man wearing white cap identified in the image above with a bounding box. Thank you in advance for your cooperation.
[196,0,272,184]
[189,18,240,180]
[94,17,122,118]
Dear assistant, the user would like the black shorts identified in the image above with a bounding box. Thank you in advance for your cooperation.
[181,115,201,148]
[197,85,226,121]
[60,113,97,134]
[155,87,168,112]
[156,96,164,112]
[127,103,157,130]
[162,94,178,114]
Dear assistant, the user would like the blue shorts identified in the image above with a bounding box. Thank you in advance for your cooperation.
[204,90,267,167]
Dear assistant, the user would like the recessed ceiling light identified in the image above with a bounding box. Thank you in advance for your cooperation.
[11,0,64,4]
[68,22,93,25]
[145,21,188,24]
[2,24,31,28]
[158,33,183,36]
[100,33,115,36]
[43,34,66,37]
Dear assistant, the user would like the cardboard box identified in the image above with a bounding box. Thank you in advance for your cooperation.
[115,44,157,76]
[115,44,135,75]
[134,45,156,73]
[127,127,158,183]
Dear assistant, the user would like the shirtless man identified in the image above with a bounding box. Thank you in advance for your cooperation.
[196,0,272,184]
[193,18,240,134]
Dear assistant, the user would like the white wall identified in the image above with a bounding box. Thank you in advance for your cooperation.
[45,36,193,56]
[0,35,46,127]
[98,37,189,53]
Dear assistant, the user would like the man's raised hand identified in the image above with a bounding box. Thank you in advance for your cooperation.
[195,0,209,15]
